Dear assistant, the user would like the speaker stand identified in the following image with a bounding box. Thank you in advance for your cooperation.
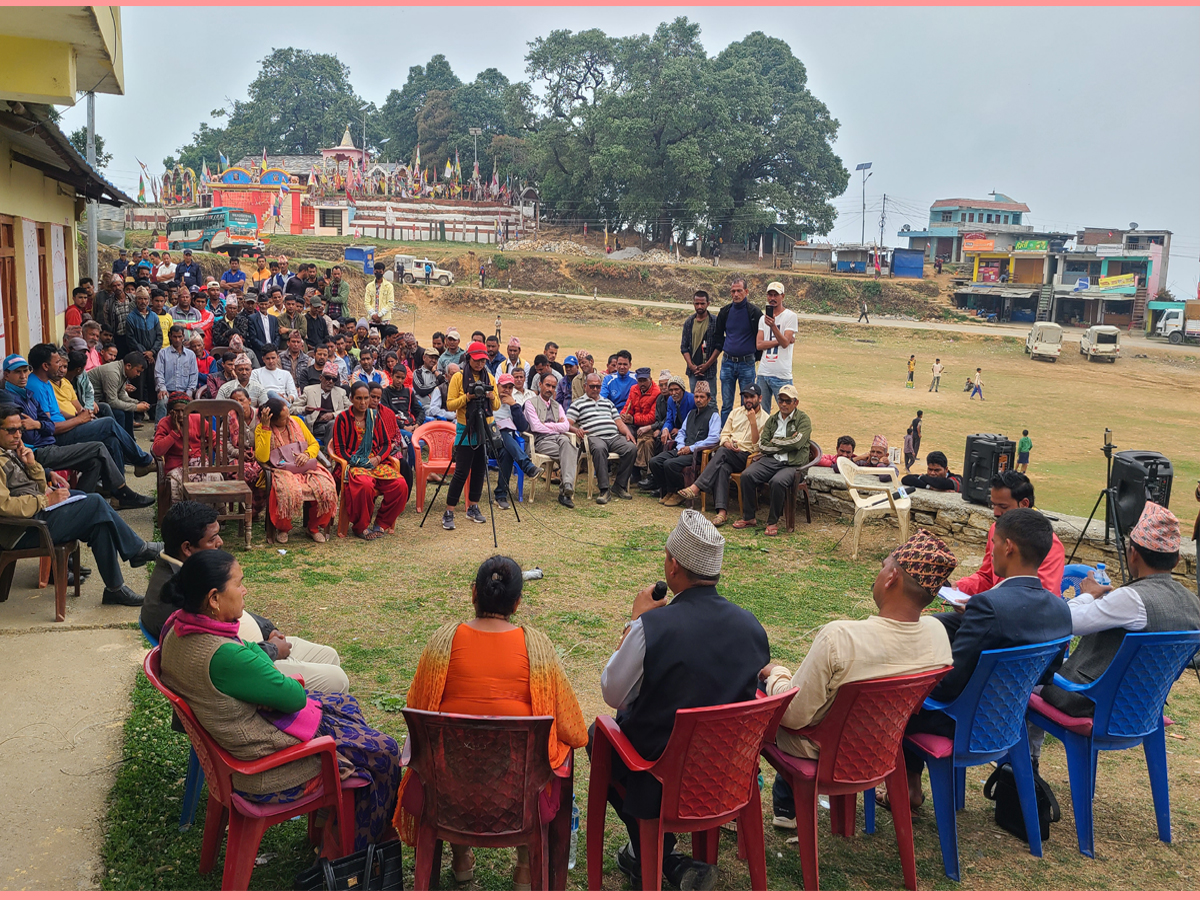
[1067,486,1128,582]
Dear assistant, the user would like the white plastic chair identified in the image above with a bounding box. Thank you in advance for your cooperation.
[522,431,580,503]
[580,433,621,499]
[835,456,911,559]
[889,447,903,467]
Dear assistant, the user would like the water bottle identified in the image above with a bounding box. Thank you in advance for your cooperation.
[568,794,579,869]
[1091,563,1111,587]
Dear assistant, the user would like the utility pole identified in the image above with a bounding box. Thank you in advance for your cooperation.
[855,162,872,246]
[879,193,887,248]
[85,91,98,282]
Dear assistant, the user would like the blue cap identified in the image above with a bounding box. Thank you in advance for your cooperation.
[3,354,30,372]
[564,355,579,366]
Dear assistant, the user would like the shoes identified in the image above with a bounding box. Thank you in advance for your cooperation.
[661,492,683,507]
[310,531,326,543]
[772,814,797,830]
[525,464,544,479]
[616,843,714,891]
[615,844,642,889]
[276,530,288,543]
[442,510,455,530]
[102,585,144,606]
[558,489,575,509]
[128,541,163,568]
[612,487,633,500]
[132,462,156,478]
[495,496,510,510]
[636,478,657,491]
[595,490,611,505]
[115,488,155,510]
[677,860,718,891]
[465,505,486,524]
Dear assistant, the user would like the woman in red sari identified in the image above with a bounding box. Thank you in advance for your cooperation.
[331,382,408,540]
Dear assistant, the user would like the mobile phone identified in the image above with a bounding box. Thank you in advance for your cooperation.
[325,268,332,278]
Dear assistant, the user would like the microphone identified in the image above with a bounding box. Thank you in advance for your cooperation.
[652,581,668,602]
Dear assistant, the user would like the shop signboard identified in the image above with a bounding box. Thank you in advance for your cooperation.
[1098,273,1136,291]
[963,238,995,252]
[1013,239,1048,252]
[1095,243,1125,257]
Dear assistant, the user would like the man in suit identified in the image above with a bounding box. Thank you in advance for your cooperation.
[595,511,770,889]
[235,292,279,357]
[892,507,1072,809]
[301,362,348,446]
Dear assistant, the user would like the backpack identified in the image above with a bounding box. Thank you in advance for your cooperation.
[983,762,1060,843]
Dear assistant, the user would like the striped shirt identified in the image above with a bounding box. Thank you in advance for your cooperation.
[567,395,620,439]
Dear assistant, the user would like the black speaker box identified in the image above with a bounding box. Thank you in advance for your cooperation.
[1109,451,1173,535]
[961,433,1016,505]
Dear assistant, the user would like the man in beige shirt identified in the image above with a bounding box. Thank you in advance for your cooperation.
[760,530,957,828]
[676,384,768,526]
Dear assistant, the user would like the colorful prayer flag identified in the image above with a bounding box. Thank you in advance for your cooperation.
[137,174,145,204]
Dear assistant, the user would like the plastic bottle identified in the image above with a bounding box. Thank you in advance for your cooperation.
[568,794,579,869]
[1091,563,1111,587]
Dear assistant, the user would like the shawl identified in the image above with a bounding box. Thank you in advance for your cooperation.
[392,622,588,846]
[162,608,241,643]
[347,409,376,469]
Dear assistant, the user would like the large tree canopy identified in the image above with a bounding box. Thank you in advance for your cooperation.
[161,24,847,240]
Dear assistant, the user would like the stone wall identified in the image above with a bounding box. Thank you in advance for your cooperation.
[807,467,1198,584]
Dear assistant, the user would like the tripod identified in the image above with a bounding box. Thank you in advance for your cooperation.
[417,386,519,547]
[1067,429,1127,581]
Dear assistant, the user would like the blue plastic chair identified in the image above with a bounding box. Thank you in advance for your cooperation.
[1027,630,1200,858]
[140,619,206,831]
[1060,564,1093,600]
[891,638,1069,881]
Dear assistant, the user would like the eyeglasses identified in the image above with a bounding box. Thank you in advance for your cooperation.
[3,426,23,434]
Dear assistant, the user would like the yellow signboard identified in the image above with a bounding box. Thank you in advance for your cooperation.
[963,238,995,252]
[1098,273,1136,290]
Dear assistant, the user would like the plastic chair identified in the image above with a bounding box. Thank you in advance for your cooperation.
[899,639,1069,881]
[1060,564,1093,600]
[587,690,798,891]
[1026,630,1200,858]
[412,421,467,513]
[580,432,620,499]
[762,668,950,890]
[399,709,573,890]
[522,431,579,504]
[835,456,909,558]
[144,647,362,889]
[139,621,207,830]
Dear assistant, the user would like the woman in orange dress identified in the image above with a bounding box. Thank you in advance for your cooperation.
[395,556,587,889]
[330,382,408,540]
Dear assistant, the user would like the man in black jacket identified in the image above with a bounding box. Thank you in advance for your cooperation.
[679,290,719,393]
[710,278,762,425]
[596,511,769,889]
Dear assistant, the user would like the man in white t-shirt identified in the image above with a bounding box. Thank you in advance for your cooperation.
[754,281,798,412]
[929,358,944,392]
[250,345,300,410]
[155,251,177,284]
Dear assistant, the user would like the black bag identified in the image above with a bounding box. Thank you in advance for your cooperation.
[983,763,1060,843]
[294,840,405,891]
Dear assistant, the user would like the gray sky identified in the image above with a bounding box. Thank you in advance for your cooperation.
[60,5,1200,295]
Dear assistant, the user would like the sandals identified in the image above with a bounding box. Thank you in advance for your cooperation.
[875,786,923,812]
[765,524,779,537]
[310,531,327,543]
[354,528,383,541]
[452,847,475,884]
[731,519,757,529]
[712,511,728,527]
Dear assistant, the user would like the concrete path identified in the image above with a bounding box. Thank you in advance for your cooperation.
[0,466,156,889]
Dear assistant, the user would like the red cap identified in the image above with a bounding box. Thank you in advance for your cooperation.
[466,341,488,360]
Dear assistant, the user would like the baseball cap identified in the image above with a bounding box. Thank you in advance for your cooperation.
[563,355,579,366]
[3,354,30,372]
[740,384,762,396]
[423,348,439,358]
[124,275,136,284]
[778,384,800,401]
[465,341,488,360]
[767,281,785,295]
[446,329,461,340]
[635,366,652,379]
[183,249,193,255]
[497,373,515,386]
[207,280,220,289]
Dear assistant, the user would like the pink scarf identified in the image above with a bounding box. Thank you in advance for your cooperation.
[161,608,241,644]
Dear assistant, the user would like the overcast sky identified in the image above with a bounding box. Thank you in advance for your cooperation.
[60,5,1200,294]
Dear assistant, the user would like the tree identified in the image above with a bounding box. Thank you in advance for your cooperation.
[378,55,462,159]
[68,127,112,172]
[163,120,227,173]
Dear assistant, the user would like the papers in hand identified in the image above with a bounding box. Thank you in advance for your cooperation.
[45,492,87,513]
[938,586,970,607]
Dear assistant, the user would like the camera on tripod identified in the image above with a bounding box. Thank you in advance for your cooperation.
[471,381,489,400]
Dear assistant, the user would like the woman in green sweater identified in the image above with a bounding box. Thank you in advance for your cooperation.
[158,550,400,850]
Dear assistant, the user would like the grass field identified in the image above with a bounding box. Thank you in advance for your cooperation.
[98,301,1199,890]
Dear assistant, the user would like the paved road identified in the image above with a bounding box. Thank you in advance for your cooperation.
[479,285,1195,355]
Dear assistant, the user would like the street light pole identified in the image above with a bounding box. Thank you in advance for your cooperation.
[855,162,872,247]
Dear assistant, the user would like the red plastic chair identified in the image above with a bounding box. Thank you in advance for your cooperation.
[399,708,573,890]
[143,647,363,890]
[412,421,471,512]
[761,667,950,891]
[586,689,798,891]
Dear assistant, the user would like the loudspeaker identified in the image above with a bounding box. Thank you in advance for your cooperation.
[1109,451,1173,535]
[961,433,1016,505]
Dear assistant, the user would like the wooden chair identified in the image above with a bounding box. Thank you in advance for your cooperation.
[155,456,171,529]
[522,431,579,503]
[0,516,81,622]
[835,455,909,558]
[713,440,821,532]
[180,400,254,550]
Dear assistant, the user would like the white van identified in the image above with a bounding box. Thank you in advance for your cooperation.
[1024,322,1063,362]
[1080,324,1121,362]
